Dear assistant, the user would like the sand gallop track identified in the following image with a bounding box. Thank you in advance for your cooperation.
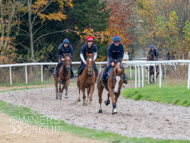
[0,85,190,141]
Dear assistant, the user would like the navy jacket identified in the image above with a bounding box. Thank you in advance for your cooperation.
[80,43,97,60]
[148,48,158,59]
[57,43,73,59]
[108,43,124,62]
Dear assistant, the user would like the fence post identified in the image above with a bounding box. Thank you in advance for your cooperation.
[148,66,150,84]
[25,66,28,84]
[138,65,140,87]
[9,66,12,85]
[135,65,137,88]
[159,64,162,88]
[130,66,132,78]
[188,63,190,89]
[141,65,144,87]
[154,65,156,83]
[41,65,43,82]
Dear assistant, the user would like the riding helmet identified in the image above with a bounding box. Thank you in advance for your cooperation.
[113,34,121,43]
[63,38,69,44]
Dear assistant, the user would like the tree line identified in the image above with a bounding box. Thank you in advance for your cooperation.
[0,0,190,64]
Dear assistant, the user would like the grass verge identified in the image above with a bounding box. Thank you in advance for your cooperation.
[122,84,190,107]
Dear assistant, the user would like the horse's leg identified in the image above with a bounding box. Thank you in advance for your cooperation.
[89,84,95,107]
[65,79,70,98]
[54,76,58,99]
[108,87,117,114]
[58,78,62,99]
[104,93,110,106]
[115,91,121,108]
[98,85,104,113]
[86,86,90,103]
[60,82,66,100]
[82,87,86,106]
[77,78,81,102]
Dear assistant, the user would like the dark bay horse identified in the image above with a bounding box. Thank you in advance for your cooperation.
[97,63,124,114]
[147,52,159,83]
[54,53,71,99]
[77,52,96,106]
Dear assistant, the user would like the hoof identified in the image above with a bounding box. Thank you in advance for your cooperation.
[83,103,87,106]
[98,109,103,113]
[112,109,118,115]
[104,100,110,106]
[77,99,81,102]
[65,95,68,99]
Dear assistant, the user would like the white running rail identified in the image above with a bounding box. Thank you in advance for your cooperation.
[0,60,190,89]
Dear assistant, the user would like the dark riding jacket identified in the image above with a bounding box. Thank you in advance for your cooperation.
[80,43,97,63]
[108,43,124,63]
[57,43,73,59]
[148,48,158,60]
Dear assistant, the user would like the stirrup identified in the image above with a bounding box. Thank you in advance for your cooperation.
[75,73,79,77]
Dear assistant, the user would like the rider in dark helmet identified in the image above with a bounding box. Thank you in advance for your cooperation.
[148,45,158,60]
[54,38,73,76]
[100,34,128,84]
[75,35,99,77]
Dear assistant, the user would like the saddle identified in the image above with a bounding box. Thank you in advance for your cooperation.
[57,63,74,79]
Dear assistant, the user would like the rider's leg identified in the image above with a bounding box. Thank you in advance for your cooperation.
[100,59,111,82]
[93,63,99,77]
[54,59,62,75]
[75,62,84,77]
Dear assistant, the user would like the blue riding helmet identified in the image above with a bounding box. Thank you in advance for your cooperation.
[63,38,69,44]
[113,34,121,43]
[151,45,155,48]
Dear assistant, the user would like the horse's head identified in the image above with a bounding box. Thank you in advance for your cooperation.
[63,53,71,71]
[147,52,154,61]
[86,52,94,75]
[114,63,124,75]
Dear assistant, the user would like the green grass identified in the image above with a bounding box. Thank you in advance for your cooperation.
[0,100,189,143]
[122,84,190,107]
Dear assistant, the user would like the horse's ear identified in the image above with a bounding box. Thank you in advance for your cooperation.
[63,53,66,57]
[86,52,89,56]
[69,53,71,56]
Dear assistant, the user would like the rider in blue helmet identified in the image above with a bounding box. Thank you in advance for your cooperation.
[54,38,73,76]
[100,34,128,84]
[148,44,158,60]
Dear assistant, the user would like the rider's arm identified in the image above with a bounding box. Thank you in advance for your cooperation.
[80,45,86,63]
[108,45,113,62]
[93,44,97,61]
[118,45,124,62]
[70,45,73,58]
[94,52,97,61]
[80,53,85,63]
[57,44,63,59]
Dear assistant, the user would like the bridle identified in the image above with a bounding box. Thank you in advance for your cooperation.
[85,55,94,79]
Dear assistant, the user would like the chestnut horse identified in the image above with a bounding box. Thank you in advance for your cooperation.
[77,52,96,106]
[147,52,159,83]
[54,53,71,99]
[97,63,124,114]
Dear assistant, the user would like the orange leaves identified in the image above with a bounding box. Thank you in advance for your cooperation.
[106,1,132,48]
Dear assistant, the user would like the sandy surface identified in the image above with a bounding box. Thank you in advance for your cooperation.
[0,84,190,141]
[0,111,105,143]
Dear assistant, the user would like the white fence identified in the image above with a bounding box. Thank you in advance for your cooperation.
[0,60,190,89]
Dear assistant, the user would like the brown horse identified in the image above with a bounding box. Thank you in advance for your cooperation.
[147,52,159,83]
[97,63,124,114]
[54,53,71,99]
[77,52,96,106]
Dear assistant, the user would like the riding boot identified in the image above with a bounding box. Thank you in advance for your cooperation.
[122,73,128,84]
[75,65,83,77]
[100,66,109,83]
[54,63,61,76]
[93,65,99,78]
